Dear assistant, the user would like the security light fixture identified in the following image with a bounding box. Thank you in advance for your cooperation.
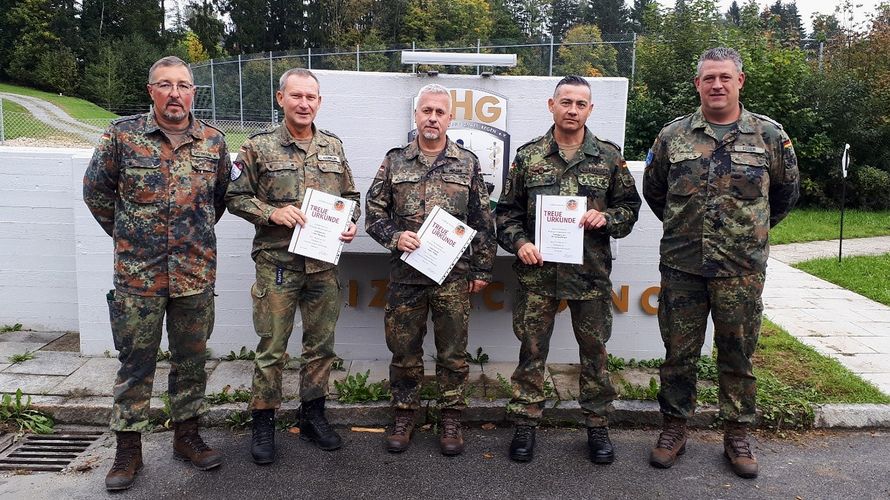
[401,51,517,68]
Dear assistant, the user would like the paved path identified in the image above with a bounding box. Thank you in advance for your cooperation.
[0,92,104,145]
[765,236,890,395]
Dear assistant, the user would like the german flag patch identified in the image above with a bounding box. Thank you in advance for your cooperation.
[782,139,793,149]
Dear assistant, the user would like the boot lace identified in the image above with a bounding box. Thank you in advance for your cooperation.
[656,425,685,450]
[726,435,753,459]
[182,432,211,454]
[393,414,413,436]
[253,414,274,446]
[514,425,534,442]
[587,426,609,442]
[442,417,460,439]
[110,446,138,472]
[309,411,334,434]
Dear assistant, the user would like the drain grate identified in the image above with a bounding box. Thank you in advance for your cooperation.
[0,430,105,472]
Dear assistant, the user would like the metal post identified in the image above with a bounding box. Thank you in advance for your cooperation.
[412,41,416,74]
[238,54,244,128]
[631,32,637,85]
[269,51,275,123]
[818,41,824,72]
[839,144,850,262]
[477,38,481,75]
[356,44,360,71]
[0,98,5,143]
[308,48,312,70]
[209,59,217,121]
[549,35,554,77]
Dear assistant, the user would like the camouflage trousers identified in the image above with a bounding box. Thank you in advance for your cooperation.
[507,288,616,427]
[657,265,765,424]
[250,260,340,409]
[107,289,213,432]
[385,280,470,411]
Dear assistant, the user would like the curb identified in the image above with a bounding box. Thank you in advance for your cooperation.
[29,396,890,430]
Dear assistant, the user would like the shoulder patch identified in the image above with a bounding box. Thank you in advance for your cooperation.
[319,128,342,141]
[199,119,225,136]
[750,112,784,130]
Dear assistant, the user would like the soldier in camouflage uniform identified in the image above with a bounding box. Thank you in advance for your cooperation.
[365,84,496,456]
[83,56,229,491]
[226,68,360,465]
[495,75,641,464]
[643,48,799,478]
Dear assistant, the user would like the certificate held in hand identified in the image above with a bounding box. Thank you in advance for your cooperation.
[401,206,477,285]
[535,194,586,265]
[287,188,355,265]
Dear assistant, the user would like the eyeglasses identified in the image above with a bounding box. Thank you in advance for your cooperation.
[149,82,195,93]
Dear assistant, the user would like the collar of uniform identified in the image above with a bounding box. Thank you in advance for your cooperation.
[691,104,755,134]
[278,123,329,149]
[403,138,460,161]
[144,110,200,136]
[543,126,600,157]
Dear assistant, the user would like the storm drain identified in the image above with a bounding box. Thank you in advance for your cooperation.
[0,430,104,472]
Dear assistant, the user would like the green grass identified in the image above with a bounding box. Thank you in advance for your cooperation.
[2,99,58,140]
[771,209,890,245]
[0,82,117,119]
[794,253,890,306]
[755,319,890,404]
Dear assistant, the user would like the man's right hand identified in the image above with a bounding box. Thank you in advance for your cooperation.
[518,242,544,266]
[269,206,306,228]
[397,231,421,252]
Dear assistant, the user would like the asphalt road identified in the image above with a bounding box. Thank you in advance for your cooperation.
[0,426,888,499]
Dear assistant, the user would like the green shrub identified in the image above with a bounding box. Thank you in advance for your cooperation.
[850,166,890,210]
[334,371,390,403]
[0,389,54,434]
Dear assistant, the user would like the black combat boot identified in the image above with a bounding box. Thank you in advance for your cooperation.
[509,425,536,462]
[299,397,343,450]
[587,426,615,464]
[173,417,223,470]
[251,409,276,464]
[105,431,143,491]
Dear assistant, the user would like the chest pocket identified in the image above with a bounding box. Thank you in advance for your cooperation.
[667,150,703,196]
[431,172,471,218]
[391,171,423,215]
[577,170,610,207]
[191,152,218,173]
[261,160,301,203]
[729,152,768,200]
[121,158,164,204]
[310,160,344,193]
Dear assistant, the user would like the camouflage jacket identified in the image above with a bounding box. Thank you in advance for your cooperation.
[225,124,361,273]
[643,105,800,277]
[83,112,231,297]
[365,138,497,285]
[495,127,641,299]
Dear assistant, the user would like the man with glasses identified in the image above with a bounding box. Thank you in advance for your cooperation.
[84,56,230,491]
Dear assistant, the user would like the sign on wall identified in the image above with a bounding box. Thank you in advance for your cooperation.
[409,88,510,205]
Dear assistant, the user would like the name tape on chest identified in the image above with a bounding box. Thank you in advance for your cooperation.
[317,154,341,163]
[731,145,765,154]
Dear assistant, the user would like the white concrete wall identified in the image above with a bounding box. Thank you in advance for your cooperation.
[0,72,714,361]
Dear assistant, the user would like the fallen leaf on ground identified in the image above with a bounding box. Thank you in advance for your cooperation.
[482,452,493,459]
[481,423,496,430]
[288,427,301,434]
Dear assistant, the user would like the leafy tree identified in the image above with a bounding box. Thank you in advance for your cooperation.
[35,45,79,94]
[186,0,226,57]
[549,0,583,41]
[403,0,493,44]
[554,24,618,76]
[82,44,128,110]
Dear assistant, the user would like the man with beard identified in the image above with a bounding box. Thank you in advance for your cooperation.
[84,56,230,491]
[365,84,496,456]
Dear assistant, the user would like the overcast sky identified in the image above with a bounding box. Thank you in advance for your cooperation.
[655,0,886,32]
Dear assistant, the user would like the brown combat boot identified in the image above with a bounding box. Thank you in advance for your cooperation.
[173,417,223,470]
[724,421,758,478]
[649,414,688,469]
[386,409,415,453]
[439,409,464,456]
[105,431,143,491]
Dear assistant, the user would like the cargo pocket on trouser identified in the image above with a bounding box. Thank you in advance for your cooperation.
[251,283,273,338]
[106,289,124,351]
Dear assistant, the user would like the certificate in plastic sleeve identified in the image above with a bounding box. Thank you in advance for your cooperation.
[400,205,477,285]
[287,188,355,265]
[534,194,586,265]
